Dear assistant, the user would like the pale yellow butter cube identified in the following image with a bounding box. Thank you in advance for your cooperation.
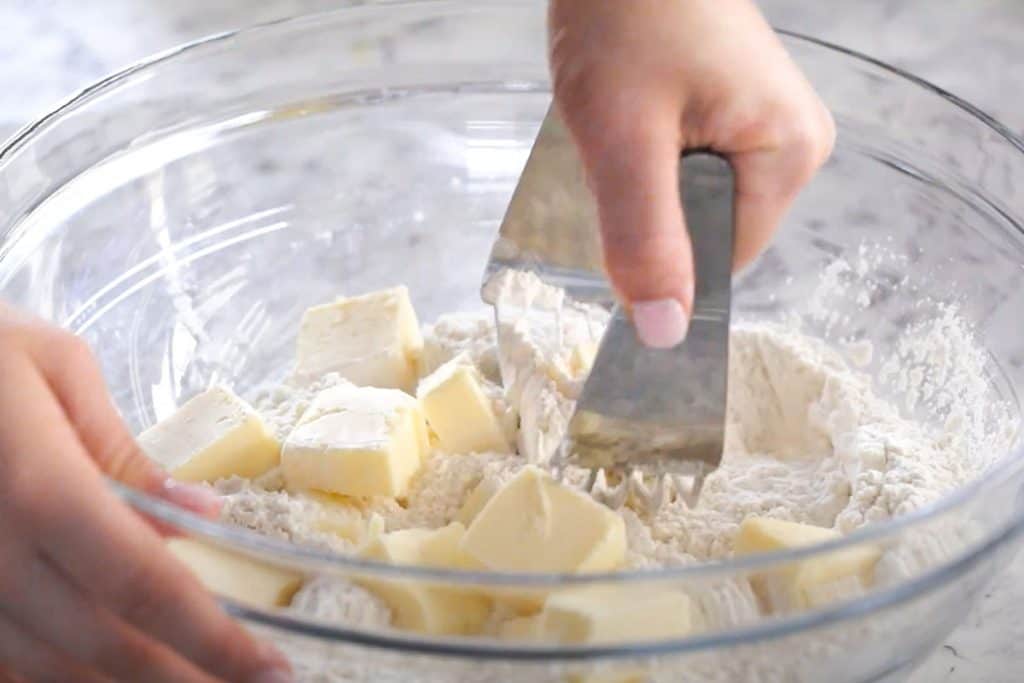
[735,517,839,553]
[793,544,883,608]
[541,586,693,644]
[454,476,502,526]
[417,354,510,454]
[498,585,689,683]
[138,386,279,482]
[282,384,429,498]
[294,286,423,391]
[735,517,882,609]
[460,467,626,574]
[168,538,303,608]
[499,615,544,641]
[358,523,491,635]
[301,491,372,543]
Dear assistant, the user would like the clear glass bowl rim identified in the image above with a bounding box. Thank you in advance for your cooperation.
[3,0,1024,658]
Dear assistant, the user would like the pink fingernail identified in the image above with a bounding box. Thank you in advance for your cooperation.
[161,480,222,516]
[633,298,689,349]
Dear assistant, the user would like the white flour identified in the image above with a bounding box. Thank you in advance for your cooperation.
[212,263,1015,682]
[420,311,502,383]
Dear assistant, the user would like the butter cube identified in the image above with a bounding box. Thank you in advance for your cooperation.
[417,354,510,454]
[735,517,839,553]
[294,286,423,391]
[735,517,881,609]
[282,384,429,498]
[138,386,279,482]
[568,672,646,683]
[497,585,692,651]
[460,467,626,574]
[795,547,883,608]
[499,615,544,641]
[302,491,372,544]
[454,476,502,526]
[541,586,692,644]
[358,523,491,635]
[168,538,303,608]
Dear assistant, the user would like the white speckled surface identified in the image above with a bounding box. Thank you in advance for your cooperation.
[1,1,1021,681]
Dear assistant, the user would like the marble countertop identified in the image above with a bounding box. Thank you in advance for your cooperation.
[1,1,1022,681]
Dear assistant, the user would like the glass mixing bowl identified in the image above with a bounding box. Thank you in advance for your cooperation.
[2,2,1024,682]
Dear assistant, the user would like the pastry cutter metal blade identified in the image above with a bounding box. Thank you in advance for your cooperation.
[482,105,734,509]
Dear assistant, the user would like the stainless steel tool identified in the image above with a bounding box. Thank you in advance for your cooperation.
[482,105,734,509]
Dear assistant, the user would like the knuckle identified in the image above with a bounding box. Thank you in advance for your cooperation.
[603,238,688,297]
[549,31,590,102]
[774,104,835,173]
[551,60,642,140]
[550,56,591,115]
[93,429,149,482]
[715,96,835,181]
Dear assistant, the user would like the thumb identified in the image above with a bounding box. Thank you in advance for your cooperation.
[562,98,693,349]
[32,333,222,518]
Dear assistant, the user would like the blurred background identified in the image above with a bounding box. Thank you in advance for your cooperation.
[2,0,1022,143]
[1,1,1021,681]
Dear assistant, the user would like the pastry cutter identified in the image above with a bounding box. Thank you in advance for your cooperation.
[482,105,734,509]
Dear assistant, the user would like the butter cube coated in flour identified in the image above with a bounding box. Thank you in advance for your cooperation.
[498,586,690,683]
[735,517,882,609]
[454,476,502,526]
[168,539,303,608]
[568,672,646,683]
[357,523,490,635]
[499,615,544,641]
[282,384,429,498]
[294,286,423,391]
[417,354,509,454]
[137,386,280,482]
[568,674,645,683]
[302,491,375,544]
[460,466,626,574]
[540,586,693,644]
[735,517,839,553]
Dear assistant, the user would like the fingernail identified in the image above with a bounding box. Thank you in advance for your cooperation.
[160,479,222,516]
[633,298,689,349]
